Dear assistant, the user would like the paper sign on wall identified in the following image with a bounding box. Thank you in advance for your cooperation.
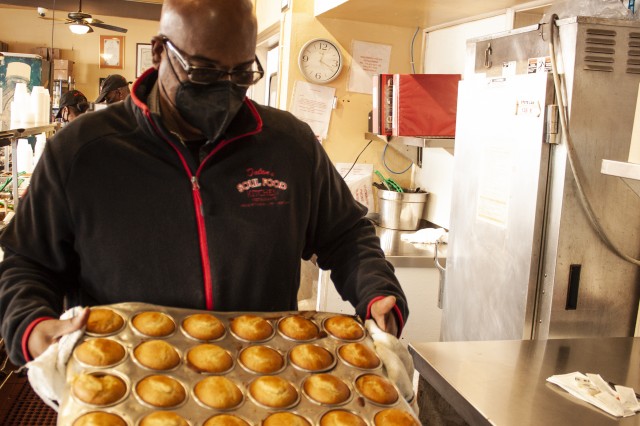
[290,81,336,141]
[348,40,392,94]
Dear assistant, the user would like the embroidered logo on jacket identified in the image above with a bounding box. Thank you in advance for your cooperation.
[236,168,289,207]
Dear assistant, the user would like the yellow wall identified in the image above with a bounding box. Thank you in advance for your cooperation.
[283,0,422,189]
[0,6,158,101]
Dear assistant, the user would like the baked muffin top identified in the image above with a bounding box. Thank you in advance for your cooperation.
[374,409,419,426]
[194,376,243,410]
[303,373,351,405]
[239,345,284,374]
[139,411,189,426]
[203,414,251,426]
[278,315,319,341]
[289,344,334,372]
[86,308,124,335]
[72,412,126,426]
[262,412,311,426]
[249,376,298,408]
[338,342,381,369]
[72,373,127,406]
[74,338,126,367]
[320,410,368,426]
[187,343,233,373]
[355,374,399,405]
[135,375,186,408]
[324,316,364,341]
[182,313,225,341]
[230,315,273,341]
[132,311,176,337]
[134,340,180,370]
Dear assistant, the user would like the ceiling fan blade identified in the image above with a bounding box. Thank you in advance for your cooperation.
[68,11,92,21]
[91,22,128,33]
[85,18,104,24]
[38,16,66,22]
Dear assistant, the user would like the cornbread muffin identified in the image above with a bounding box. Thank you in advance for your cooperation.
[229,315,273,341]
[134,340,180,370]
[239,345,284,374]
[140,411,189,426]
[182,313,225,340]
[355,374,398,405]
[374,408,419,426]
[249,376,298,408]
[187,344,233,373]
[194,376,243,410]
[132,311,175,337]
[278,315,319,341]
[74,338,126,367]
[338,343,380,369]
[135,375,186,408]
[72,373,126,406]
[323,316,364,341]
[289,344,334,371]
[262,412,311,426]
[72,411,126,426]
[303,373,350,405]
[86,308,124,335]
[320,410,367,426]
[203,414,250,426]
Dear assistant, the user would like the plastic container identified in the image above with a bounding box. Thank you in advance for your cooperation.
[377,188,428,230]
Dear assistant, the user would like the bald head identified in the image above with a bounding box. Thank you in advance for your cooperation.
[159,0,257,65]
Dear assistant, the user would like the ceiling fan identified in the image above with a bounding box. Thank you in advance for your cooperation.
[40,0,129,34]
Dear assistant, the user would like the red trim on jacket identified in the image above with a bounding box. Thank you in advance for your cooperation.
[366,296,405,338]
[21,316,55,362]
[135,71,264,311]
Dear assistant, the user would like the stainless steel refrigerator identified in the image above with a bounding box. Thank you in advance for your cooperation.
[441,16,640,341]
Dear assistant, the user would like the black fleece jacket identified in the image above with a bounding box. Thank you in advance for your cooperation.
[0,70,408,365]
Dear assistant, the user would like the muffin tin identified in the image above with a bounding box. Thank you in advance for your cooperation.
[58,302,420,426]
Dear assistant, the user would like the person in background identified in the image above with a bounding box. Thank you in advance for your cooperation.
[95,74,131,104]
[0,0,408,366]
[55,90,89,123]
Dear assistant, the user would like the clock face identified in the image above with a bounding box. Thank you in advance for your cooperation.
[298,38,343,84]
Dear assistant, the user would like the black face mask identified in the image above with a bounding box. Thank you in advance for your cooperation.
[168,57,247,142]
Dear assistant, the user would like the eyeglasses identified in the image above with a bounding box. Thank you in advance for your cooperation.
[163,37,264,87]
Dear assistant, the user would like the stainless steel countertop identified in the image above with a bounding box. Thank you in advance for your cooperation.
[409,338,640,426]
[371,215,447,269]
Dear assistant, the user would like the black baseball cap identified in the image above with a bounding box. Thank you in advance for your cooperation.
[55,90,88,118]
[96,74,131,103]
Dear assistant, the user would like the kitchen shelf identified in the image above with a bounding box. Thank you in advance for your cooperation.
[365,132,455,168]
[0,123,59,211]
[601,159,640,197]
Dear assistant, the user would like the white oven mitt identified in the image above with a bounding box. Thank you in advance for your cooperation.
[25,306,86,411]
[365,319,416,404]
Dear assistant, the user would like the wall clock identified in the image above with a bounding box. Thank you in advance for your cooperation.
[298,38,343,84]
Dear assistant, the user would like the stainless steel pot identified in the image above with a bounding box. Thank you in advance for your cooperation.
[377,189,428,230]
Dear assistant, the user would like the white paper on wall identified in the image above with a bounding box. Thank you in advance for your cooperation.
[348,40,391,95]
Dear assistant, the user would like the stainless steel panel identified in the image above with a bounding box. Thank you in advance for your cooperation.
[409,338,640,426]
[444,17,640,342]
[441,72,553,341]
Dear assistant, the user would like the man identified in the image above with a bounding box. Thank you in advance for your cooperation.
[95,74,131,104]
[55,89,89,123]
[0,0,408,366]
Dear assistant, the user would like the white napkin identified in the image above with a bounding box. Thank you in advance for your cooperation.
[547,372,640,417]
[365,319,415,402]
[25,306,86,411]
[400,228,448,245]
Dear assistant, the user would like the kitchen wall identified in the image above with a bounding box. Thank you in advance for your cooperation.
[0,5,157,101]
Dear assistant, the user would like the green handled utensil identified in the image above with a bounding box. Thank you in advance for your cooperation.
[374,170,403,192]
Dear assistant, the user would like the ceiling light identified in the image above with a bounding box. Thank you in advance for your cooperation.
[69,23,91,34]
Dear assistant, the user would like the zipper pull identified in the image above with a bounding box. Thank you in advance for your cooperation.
[191,176,200,190]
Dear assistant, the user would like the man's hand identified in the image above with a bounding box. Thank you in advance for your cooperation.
[27,307,89,360]
[370,295,398,337]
